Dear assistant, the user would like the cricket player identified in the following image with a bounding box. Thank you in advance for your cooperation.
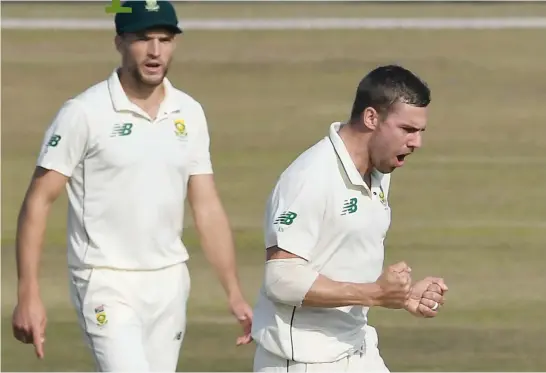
[251,65,448,372]
[11,1,253,371]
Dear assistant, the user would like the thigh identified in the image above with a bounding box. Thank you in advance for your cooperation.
[70,268,150,372]
[68,270,100,368]
[363,325,389,372]
[144,263,191,372]
[348,326,390,373]
[350,350,389,372]
[91,319,150,372]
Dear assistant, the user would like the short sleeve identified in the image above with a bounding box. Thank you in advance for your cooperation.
[36,99,89,177]
[264,173,326,260]
[188,103,213,176]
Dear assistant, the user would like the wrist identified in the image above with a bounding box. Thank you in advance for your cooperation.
[403,298,423,317]
[226,283,244,302]
[17,278,40,299]
[358,282,384,307]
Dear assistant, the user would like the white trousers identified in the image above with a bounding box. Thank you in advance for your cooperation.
[68,262,191,372]
[253,327,390,372]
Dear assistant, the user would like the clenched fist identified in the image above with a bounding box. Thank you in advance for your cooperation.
[405,277,448,318]
[374,261,412,309]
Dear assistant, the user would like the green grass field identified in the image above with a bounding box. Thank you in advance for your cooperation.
[2,3,546,371]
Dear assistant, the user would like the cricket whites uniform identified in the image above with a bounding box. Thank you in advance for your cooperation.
[252,122,392,372]
[36,69,212,371]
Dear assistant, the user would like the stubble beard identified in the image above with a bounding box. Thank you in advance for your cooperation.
[131,64,169,89]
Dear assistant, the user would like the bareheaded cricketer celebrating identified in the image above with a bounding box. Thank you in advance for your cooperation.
[251,65,448,372]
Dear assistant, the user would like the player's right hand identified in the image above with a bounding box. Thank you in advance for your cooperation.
[12,294,47,359]
[374,261,412,309]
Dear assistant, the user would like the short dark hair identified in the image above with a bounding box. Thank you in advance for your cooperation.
[349,64,431,121]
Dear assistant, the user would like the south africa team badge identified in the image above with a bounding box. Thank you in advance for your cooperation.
[174,119,188,140]
[94,305,107,326]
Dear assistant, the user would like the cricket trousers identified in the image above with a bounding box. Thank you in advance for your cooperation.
[253,326,390,372]
[68,262,191,372]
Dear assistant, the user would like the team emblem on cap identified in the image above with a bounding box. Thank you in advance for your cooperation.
[145,0,160,12]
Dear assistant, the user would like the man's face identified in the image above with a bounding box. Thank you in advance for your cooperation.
[117,29,176,87]
[368,102,428,174]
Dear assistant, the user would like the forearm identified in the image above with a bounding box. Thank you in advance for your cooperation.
[15,195,51,298]
[264,258,382,308]
[302,275,382,308]
[194,206,242,299]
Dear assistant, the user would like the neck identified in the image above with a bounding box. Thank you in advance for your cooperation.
[338,123,373,178]
[117,68,165,117]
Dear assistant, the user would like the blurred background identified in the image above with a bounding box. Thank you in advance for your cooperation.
[2,1,546,371]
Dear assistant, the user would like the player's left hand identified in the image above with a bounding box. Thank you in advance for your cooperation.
[229,294,254,346]
[404,277,448,318]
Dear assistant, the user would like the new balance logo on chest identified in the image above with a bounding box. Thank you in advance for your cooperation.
[110,123,133,137]
[340,191,388,216]
[341,197,358,215]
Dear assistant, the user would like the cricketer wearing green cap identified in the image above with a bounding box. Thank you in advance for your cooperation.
[115,0,183,35]
[11,0,254,371]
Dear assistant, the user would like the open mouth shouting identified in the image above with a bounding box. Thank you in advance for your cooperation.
[143,61,162,74]
[395,153,410,167]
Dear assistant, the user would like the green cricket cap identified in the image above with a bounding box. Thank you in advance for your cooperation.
[115,0,182,35]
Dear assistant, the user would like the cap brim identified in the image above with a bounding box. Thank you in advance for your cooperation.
[119,21,183,35]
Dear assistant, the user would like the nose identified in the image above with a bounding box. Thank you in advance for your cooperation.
[408,132,422,149]
[147,39,160,58]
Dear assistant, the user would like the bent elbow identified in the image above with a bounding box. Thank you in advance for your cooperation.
[263,281,289,305]
[263,276,297,305]
[263,258,319,307]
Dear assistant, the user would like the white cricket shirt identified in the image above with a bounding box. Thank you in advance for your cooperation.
[251,122,392,363]
[36,70,213,270]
